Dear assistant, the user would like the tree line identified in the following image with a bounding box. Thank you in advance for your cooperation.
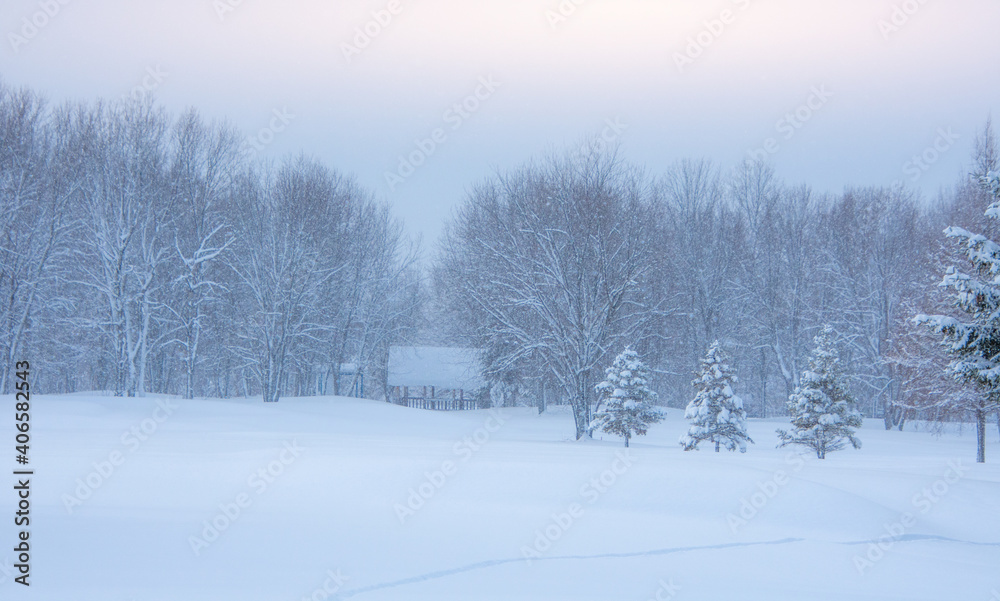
[0,82,420,401]
[432,126,1000,443]
[3,79,999,453]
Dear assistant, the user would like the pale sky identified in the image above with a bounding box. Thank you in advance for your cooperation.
[2,0,998,242]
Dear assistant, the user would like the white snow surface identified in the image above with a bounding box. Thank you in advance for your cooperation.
[6,392,1000,600]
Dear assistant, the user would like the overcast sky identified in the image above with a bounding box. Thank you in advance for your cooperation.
[2,0,998,243]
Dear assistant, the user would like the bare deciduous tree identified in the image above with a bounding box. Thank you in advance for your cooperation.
[436,145,662,438]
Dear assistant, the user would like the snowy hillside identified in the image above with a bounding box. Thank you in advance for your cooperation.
[5,393,1000,600]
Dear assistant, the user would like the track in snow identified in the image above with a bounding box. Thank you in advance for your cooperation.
[336,535,1000,598]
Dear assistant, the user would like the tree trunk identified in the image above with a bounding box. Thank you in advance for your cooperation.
[572,399,588,440]
[185,365,195,400]
[263,351,283,403]
[624,436,629,448]
[572,373,592,440]
[184,315,201,400]
[715,440,720,452]
[977,408,986,464]
[758,347,768,419]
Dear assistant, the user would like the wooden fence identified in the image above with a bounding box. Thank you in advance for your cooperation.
[389,385,478,411]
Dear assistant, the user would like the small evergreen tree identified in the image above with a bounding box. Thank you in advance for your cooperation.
[777,325,862,459]
[591,348,663,447]
[680,341,753,452]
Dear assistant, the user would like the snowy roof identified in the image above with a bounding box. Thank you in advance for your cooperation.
[387,346,485,390]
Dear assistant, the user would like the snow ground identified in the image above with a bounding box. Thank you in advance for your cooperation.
[4,393,1000,600]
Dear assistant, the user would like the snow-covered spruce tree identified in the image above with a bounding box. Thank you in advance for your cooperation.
[590,348,663,447]
[680,341,753,452]
[776,325,862,459]
[916,171,1000,464]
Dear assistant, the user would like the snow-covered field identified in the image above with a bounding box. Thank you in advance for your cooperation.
[5,393,1000,600]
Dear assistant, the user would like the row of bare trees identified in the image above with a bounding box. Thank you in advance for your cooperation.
[5,75,999,435]
[0,82,420,401]
[433,125,1000,439]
